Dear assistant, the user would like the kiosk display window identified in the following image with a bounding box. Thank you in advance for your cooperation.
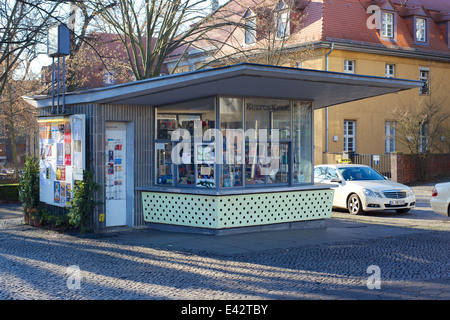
[154,97,312,189]
[156,142,173,185]
[293,102,312,183]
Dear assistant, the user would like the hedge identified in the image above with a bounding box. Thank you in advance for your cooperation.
[0,184,19,202]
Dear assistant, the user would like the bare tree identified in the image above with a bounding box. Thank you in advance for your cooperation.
[198,0,314,69]
[392,90,449,155]
[391,80,450,180]
[0,69,41,178]
[84,0,211,80]
[0,0,60,96]
[65,1,119,91]
[87,0,235,80]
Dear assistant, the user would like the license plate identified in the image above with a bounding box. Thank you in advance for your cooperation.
[390,200,405,205]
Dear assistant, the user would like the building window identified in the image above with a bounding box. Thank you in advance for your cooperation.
[276,4,290,39]
[385,121,396,153]
[415,17,427,43]
[385,64,395,78]
[244,11,256,45]
[103,70,115,86]
[344,60,355,74]
[344,120,356,152]
[382,12,394,38]
[419,69,430,94]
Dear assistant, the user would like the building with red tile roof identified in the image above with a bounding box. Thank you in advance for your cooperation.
[174,0,450,166]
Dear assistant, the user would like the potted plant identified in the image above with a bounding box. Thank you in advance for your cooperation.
[18,155,40,224]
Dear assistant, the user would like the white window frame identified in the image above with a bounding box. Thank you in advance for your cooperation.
[276,8,290,40]
[419,68,430,95]
[385,121,396,153]
[415,17,427,43]
[344,120,356,152]
[385,64,395,78]
[244,14,256,45]
[382,12,394,38]
[344,60,355,74]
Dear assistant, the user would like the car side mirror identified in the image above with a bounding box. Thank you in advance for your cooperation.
[330,177,342,183]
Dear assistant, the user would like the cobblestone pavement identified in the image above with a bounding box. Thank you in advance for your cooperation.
[0,185,449,301]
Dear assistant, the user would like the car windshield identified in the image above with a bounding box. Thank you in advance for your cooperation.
[338,167,385,181]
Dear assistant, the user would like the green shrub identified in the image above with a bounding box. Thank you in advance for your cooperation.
[30,207,71,232]
[0,184,19,202]
[18,156,39,211]
[67,171,100,233]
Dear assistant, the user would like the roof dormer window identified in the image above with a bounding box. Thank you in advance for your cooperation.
[244,9,256,45]
[381,12,394,38]
[275,1,290,39]
[415,17,427,43]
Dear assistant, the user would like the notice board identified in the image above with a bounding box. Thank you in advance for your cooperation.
[38,115,85,207]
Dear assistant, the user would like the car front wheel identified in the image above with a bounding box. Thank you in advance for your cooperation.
[347,194,363,215]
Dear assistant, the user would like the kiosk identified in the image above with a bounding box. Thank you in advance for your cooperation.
[24,63,423,234]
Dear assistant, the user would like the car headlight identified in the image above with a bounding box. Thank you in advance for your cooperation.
[362,188,382,198]
[406,189,414,197]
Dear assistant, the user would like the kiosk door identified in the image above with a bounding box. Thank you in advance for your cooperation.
[105,122,127,226]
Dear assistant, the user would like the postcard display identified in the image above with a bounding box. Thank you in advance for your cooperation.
[105,126,126,203]
[38,115,86,207]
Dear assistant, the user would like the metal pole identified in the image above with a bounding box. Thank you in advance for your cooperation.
[62,55,66,114]
[51,57,55,114]
[57,57,60,114]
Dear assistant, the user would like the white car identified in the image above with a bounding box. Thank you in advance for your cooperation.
[314,164,416,214]
[430,182,450,217]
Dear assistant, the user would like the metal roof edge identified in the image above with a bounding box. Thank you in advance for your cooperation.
[23,63,423,108]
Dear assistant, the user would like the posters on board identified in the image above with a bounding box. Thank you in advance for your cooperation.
[38,115,84,207]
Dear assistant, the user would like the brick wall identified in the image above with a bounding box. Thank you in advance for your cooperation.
[391,153,450,184]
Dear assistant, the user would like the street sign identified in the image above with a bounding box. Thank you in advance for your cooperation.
[373,155,380,165]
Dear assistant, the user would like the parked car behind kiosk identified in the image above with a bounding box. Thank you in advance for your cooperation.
[314,164,416,215]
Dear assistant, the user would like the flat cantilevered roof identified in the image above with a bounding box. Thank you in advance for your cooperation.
[24,63,423,109]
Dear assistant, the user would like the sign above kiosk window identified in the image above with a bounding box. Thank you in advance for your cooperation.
[246,103,290,112]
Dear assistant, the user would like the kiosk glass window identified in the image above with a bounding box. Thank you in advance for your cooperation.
[155,97,215,187]
[220,97,243,188]
[244,98,291,186]
[293,102,312,183]
[245,98,290,139]
[177,144,195,186]
[156,142,173,185]
[156,97,215,140]
[154,97,313,188]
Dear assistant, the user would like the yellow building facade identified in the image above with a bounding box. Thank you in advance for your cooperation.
[311,46,450,165]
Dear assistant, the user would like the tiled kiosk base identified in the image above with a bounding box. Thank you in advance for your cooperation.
[140,186,335,235]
